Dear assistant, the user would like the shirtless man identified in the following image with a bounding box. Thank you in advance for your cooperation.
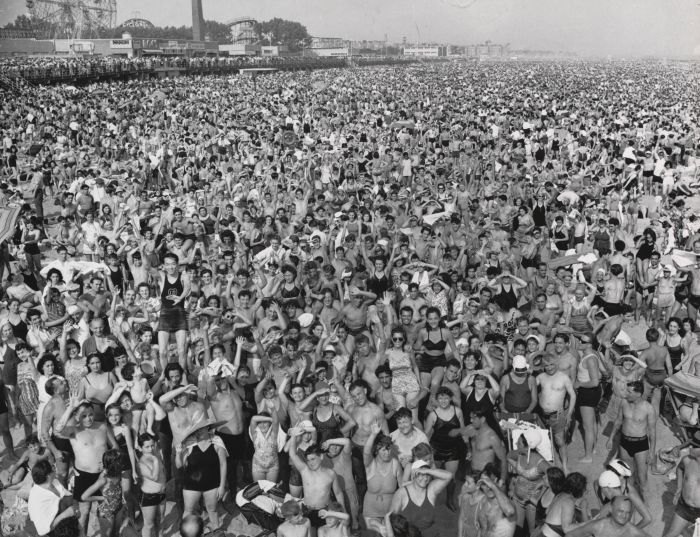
[170,207,196,251]
[201,352,245,496]
[424,358,463,411]
[335,286,377,355]
[398,306,421,349]
[126,249,151,288]
[475,466,517,537]
[289,436,345,534]
[601,264,626,316]
[390,408,429,466]
[666,447,700,537]
[158,383,207,445]
[399,283,427,323]
[529,293,557,338]
[462,409,508,480]
[564,496,651,537]
[608,381,655,494]
[537,356,576,472]
[375,365,404,429]
[347,380,389,503]
[56,399,118,531]
[548,333,578,382]
[639,328,671,411]
[354,335,382,394]
[40,377,72,483]
[279,373,312,427]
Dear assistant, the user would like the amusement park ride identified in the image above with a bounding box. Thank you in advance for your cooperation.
[24,0,206,40]
[26,0,117,39]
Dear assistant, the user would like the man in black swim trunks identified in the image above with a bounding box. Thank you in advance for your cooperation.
[667,447,700,537]
[40,377,73,484]
[608,381,655,495]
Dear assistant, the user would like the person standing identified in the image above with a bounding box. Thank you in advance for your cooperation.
[536,356,576,472]
[499,355,537,414]
[389,460,452,537]
[346,380,389,504]
[157,252,190,369]
[175,418,228,531]
[55,400,118,532]
[575,334,602,463]
[608,380,655,496]
[200,343,246,497]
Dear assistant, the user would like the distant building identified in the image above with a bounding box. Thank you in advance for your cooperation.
[310,37,346,49]
[350,39,385,51]
[307,47,349,57]
[464,42,509,58]
[403,46,447,57]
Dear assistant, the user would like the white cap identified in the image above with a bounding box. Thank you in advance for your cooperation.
[512,355,529,370]
[598,470,621,488]
[608,459,632,477]
[411,460,430,473]
[298,313,314,328]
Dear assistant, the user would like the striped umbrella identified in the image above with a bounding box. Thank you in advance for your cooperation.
[0,206,21,245]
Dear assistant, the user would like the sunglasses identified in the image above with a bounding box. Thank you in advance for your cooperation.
[392,337,405,342]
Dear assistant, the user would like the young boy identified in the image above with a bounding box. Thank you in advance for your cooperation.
[319,502,351,537]
[137,433,167,537]
[5,435,51,486]
[278,500,311,537]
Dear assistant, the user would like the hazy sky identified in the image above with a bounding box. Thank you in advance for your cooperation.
[2,0,699,56]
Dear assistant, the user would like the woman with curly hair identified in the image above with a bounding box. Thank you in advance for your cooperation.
[363,423,403,534]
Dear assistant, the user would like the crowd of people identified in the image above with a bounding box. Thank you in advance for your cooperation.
[0,55,420,84]
[0,57,698,537]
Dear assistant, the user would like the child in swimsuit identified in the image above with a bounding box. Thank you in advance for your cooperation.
[121,362,156,436]
[4,435,50,487]
[80,449,125,537]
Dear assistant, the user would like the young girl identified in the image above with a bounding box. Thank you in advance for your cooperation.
[137,433,167,537]
[319,502,351,537]
[4,434,50,486]
[249,410,280,481]
[15,342,39,440]
[81,449,125,537]
[105,404,138,515]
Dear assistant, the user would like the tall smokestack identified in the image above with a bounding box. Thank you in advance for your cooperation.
[192,0,204,41]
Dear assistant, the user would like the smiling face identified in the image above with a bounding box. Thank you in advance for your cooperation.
[107,407,121,426]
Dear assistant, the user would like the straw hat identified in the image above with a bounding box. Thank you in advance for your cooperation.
[180,417,226,443]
